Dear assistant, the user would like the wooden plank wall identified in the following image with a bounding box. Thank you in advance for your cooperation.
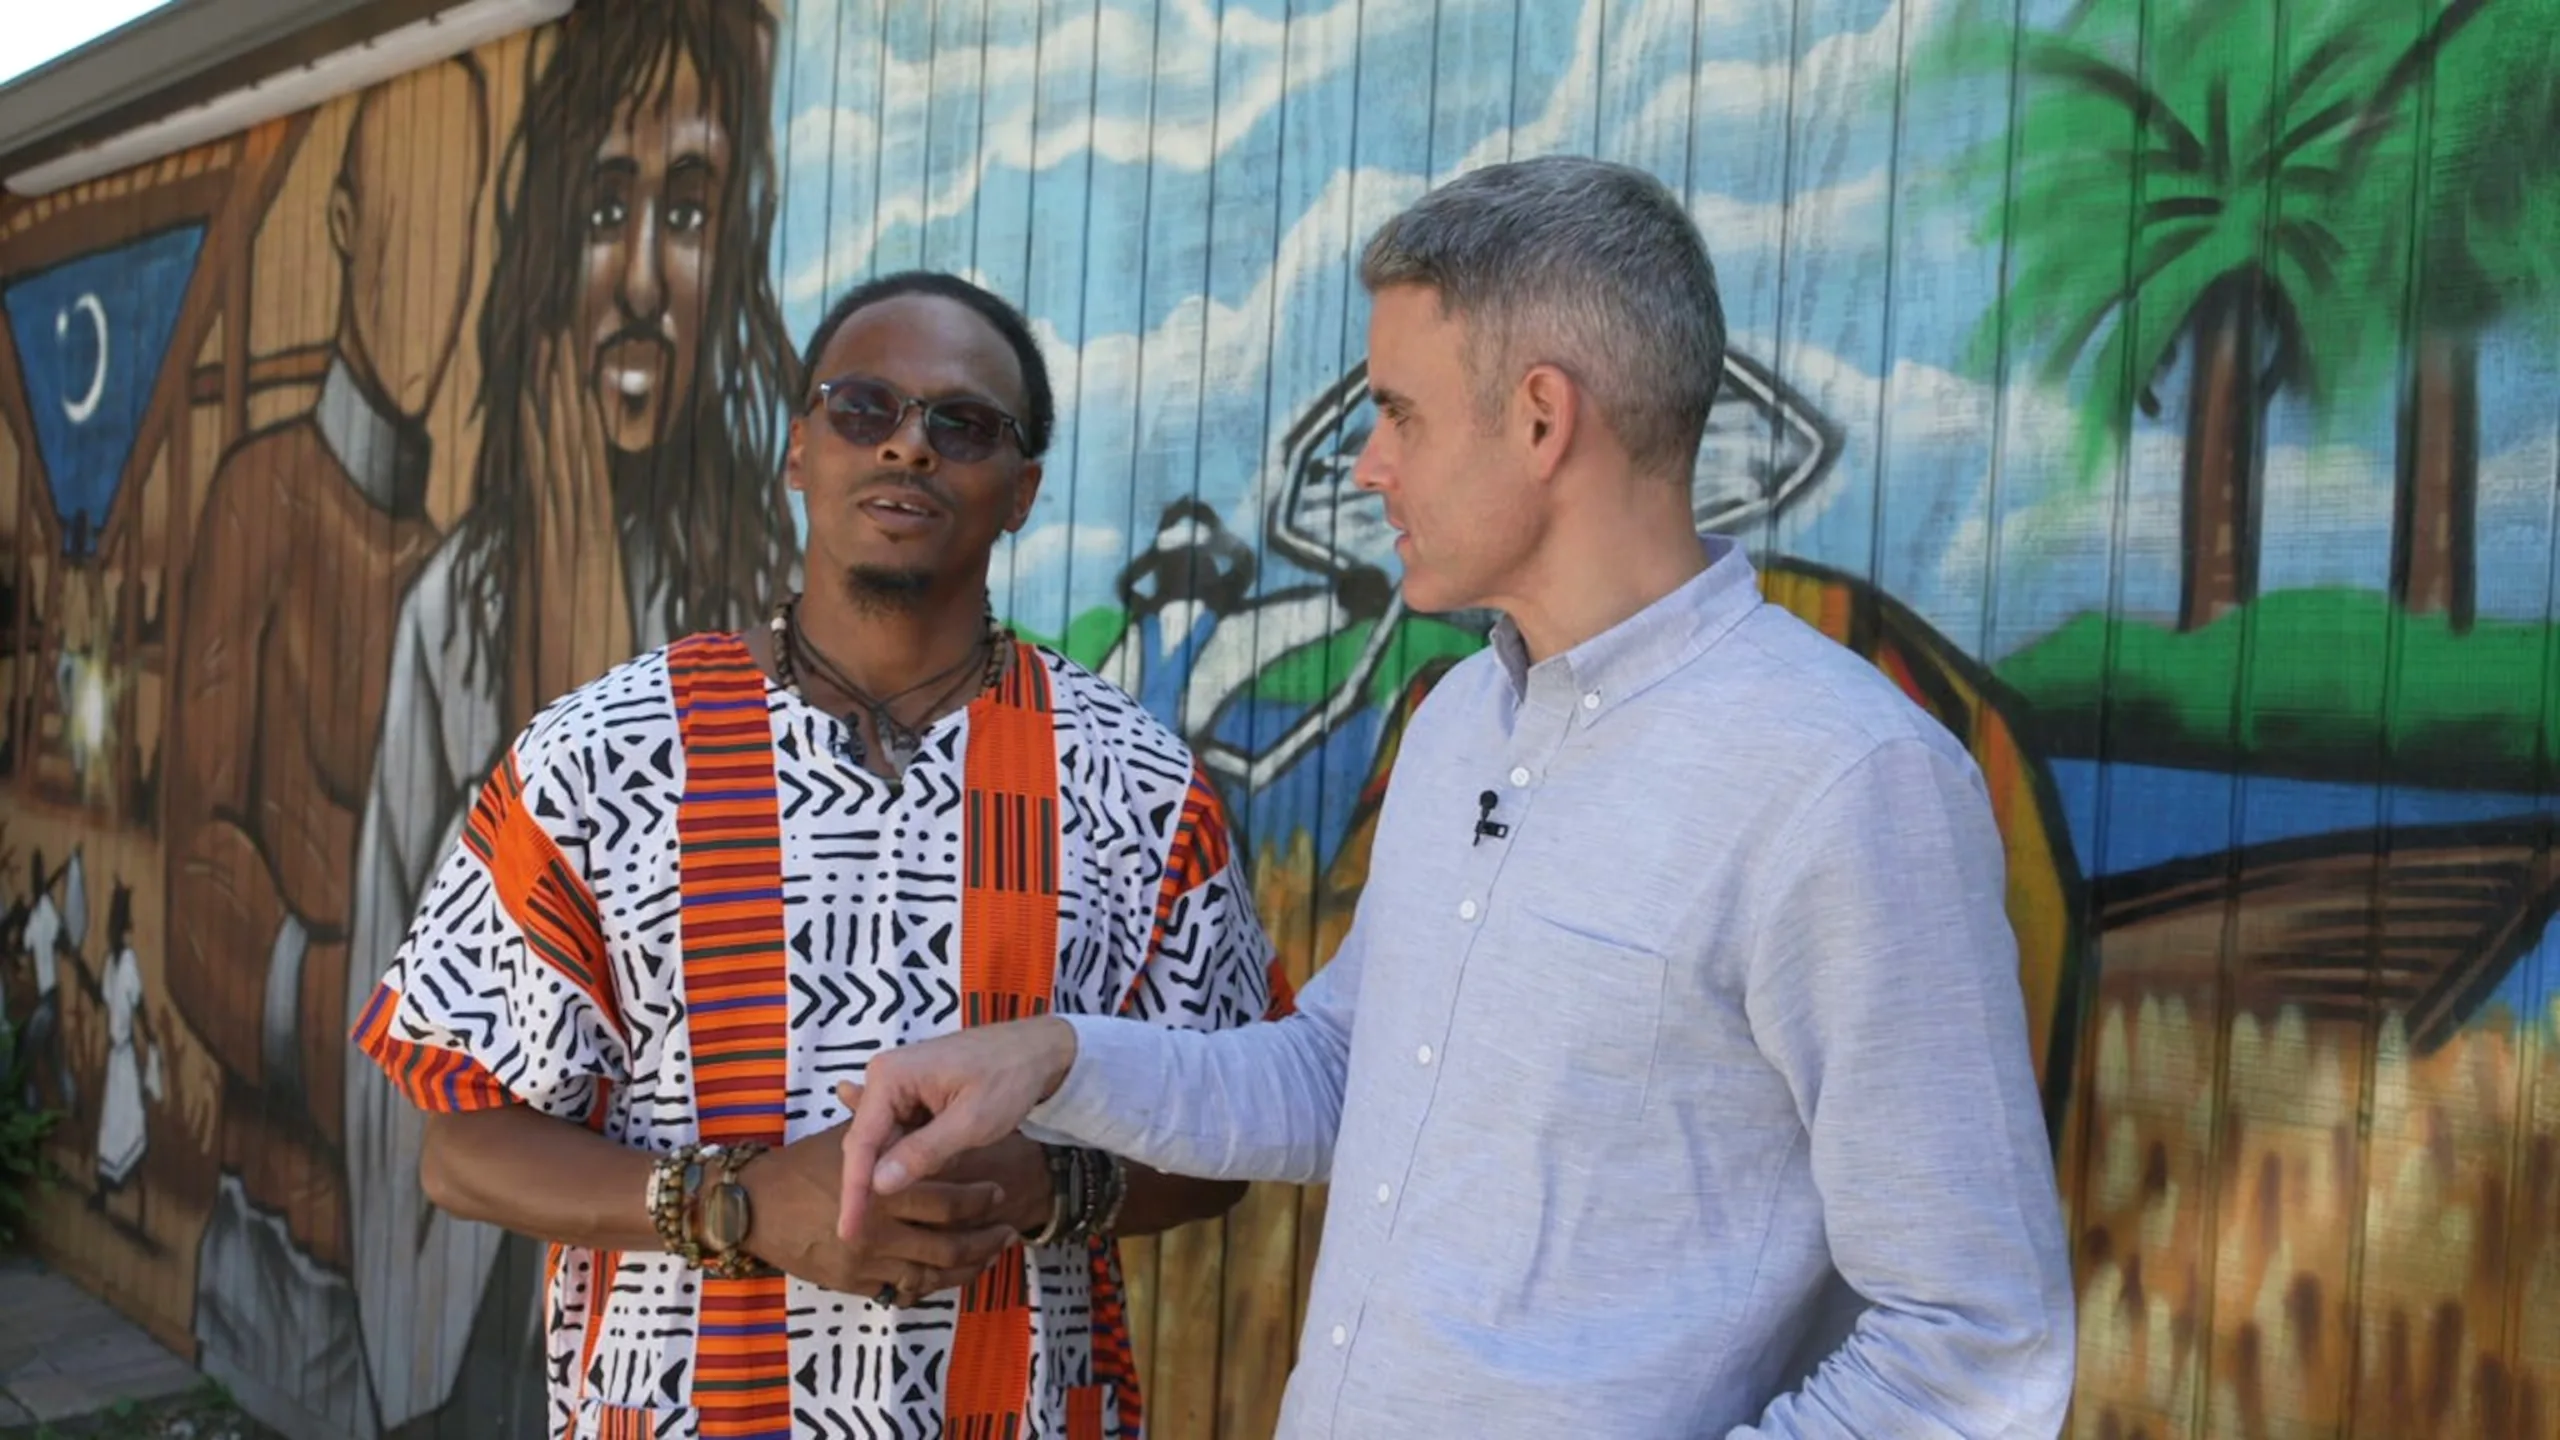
[763,2,2560,1436]
[0,2,2552,1438]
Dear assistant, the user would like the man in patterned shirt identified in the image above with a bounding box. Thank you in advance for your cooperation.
[353,271,1278,1440]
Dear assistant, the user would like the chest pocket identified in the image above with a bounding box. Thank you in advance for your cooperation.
[1463,896,1668,1121]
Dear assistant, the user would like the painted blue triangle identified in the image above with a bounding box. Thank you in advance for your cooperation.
[2,223,207,559]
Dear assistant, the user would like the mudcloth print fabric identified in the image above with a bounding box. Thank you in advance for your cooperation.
[355,634,1277,1439]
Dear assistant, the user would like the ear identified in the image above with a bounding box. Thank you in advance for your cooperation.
[328,179,356,267]
[1007,460,1045,533]
[784,414,808,493]
[1518,363,1579,480]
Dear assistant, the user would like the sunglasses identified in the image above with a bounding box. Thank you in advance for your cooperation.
[811,376,1030,464]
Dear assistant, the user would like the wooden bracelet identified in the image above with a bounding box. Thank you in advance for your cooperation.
[649,1144,705,1265]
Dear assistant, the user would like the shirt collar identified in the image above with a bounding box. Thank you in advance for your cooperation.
[1490,533,1761,721]
[315,353,429,516]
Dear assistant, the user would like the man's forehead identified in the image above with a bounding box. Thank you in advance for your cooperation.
[821,296,1025,402]
[1365,294,1462,396]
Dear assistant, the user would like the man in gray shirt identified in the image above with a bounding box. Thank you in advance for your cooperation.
[832,155,2077,1438]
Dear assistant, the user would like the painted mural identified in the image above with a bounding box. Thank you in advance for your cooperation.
[0,1,2552,1438]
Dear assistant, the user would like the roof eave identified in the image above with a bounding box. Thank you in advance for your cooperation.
[0,0,465,183]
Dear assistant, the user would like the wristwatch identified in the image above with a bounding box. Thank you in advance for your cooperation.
[691,1144,779,1279]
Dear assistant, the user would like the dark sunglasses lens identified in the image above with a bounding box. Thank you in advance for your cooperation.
[926,403,1008,461]
[823,380,902,444]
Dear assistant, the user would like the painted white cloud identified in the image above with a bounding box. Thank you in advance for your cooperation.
[780,0,1375,302]
[2475,431,2560,620]
[992,519,1128,623]
[1688,167,1892,269]
[1030,163,1426,475]
[778,0,1949,306]
[767,0,2552,661]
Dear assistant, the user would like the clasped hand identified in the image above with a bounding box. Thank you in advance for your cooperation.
[739,1082,1043,1305]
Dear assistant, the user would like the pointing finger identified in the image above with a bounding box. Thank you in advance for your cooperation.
[836,1070,908,1241]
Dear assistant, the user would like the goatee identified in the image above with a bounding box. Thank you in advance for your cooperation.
[844,565,934,615]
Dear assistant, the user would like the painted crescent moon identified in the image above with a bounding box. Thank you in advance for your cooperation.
[61,293,108,424]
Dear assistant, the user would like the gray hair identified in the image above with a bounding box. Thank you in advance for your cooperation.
[1359,155,1727,477]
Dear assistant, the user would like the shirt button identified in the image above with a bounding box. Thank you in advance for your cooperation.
[1458,899,1479,921]
[1375,1182,1392,1203]
[1509,766,1531,786]
[1582,691,1601,710]
[1331,1324,1348,1347]
[1416,1044,1433,1065]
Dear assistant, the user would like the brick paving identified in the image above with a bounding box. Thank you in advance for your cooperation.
[0,1253,199,1427]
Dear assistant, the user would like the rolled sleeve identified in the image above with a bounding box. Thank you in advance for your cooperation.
[348,746,626,1127]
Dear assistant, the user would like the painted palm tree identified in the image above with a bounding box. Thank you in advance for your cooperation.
[1931,0,2413,630]
[2335,0,2560,630]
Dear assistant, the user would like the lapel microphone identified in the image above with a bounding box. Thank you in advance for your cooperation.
[1473,789,1509,846]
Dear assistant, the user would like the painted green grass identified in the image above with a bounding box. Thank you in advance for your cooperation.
[1008,607,1140,673]
[1013,608,1487,712]
[1995,589,2560,790]
[1248,616,1487,709]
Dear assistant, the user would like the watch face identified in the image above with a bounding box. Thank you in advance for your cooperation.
[701,1175,752,1250]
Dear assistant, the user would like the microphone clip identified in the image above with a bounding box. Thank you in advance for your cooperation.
[1472,789,1509,847]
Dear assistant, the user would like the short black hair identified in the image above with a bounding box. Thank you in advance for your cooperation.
[800,271,1057,458]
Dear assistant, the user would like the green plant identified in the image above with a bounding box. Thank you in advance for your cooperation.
[0,1016,63,1248]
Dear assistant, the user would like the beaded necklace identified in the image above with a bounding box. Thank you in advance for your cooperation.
[767,593,1009,779]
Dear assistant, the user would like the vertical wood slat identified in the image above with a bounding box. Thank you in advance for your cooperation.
[259,37,370,1360]
[2226,0,2379,1419]
[221,231,249,450]
[1216,1181,1298,1439]
[2183,0,2266,1406]
[270,87,336,1418]
[2501,308,2560,1440]
[0,310,38,779]
[401,59,474,1409]
[1119,1230,1158,1409]
[2340,3,2425,1430]
[2470,14,2560,1409]
[2341,3,2434,1431]
[234,75,316,1409]
[1151,1211,1227,1440]
[2039,0,2141,1423]
[1138,0,1223,1422]
[1206,0,1303,1420]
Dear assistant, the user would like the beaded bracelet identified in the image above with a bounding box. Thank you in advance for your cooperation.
[1094,1151,1129,1236]
[1020,1145,1131,1248]
[648,1144,707,1265]
[1021,1143,1081,1247]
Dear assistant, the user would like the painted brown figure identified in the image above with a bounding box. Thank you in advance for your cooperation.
[444,0,797,726]
[160,54,488,1434]
[338,5,795,1435]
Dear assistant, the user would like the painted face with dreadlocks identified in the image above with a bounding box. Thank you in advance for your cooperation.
[576,54,727,455]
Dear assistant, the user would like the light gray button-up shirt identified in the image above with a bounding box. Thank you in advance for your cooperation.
[1030,536,2076,1437]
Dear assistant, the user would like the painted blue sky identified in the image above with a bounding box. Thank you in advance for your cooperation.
[766,0,2560,662]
